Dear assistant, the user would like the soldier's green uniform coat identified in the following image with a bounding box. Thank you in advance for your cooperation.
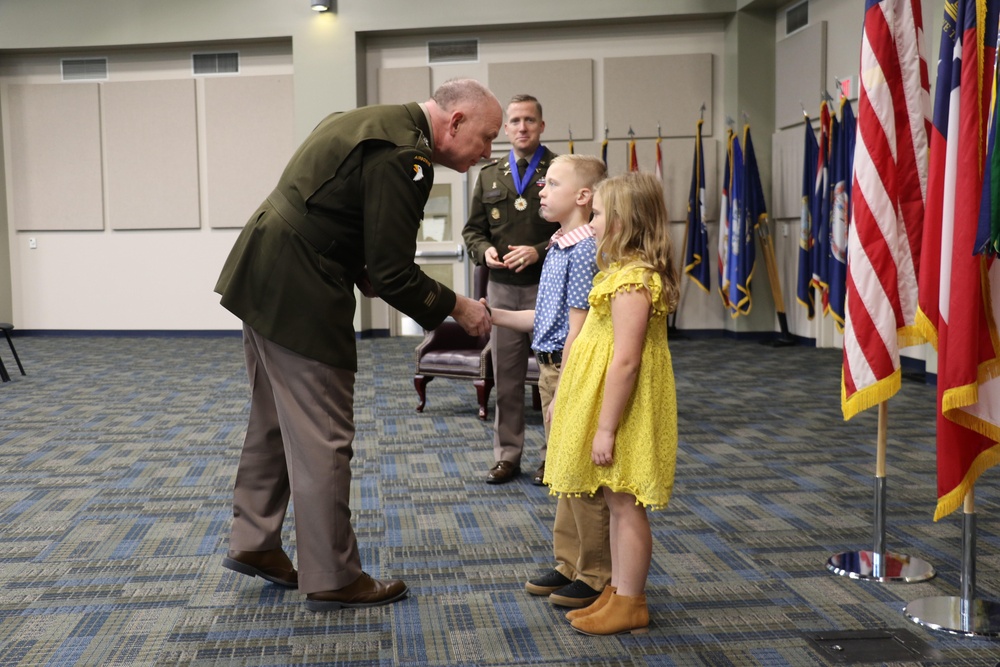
[216,102,456,371]
[463,146,560,283]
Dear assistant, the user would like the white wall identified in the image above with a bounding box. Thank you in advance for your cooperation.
[3,0,925,338]
[1,42,292,331]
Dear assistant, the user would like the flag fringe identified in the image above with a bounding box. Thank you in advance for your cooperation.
[944,400,1000,446]
[897,324,925,350]
[796,295,816,319]
[841,367,901,421]
[685,275,711,294]
[830,310,845,333]
[729,269,755,317]
[684,256,711,293]
[934,443,1000,521]
[915,308,939,351]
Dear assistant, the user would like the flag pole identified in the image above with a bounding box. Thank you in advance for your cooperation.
[905,488,1000,636]
[673,123,692,335]
[670,107,704,339]
[756,214,794,346]
[827,401,935,583]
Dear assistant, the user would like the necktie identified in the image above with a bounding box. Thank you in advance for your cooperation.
[517,158,529,174]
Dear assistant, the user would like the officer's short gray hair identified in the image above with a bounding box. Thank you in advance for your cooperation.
[432,78,499,111]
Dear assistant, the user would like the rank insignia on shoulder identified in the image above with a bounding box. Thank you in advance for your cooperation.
[412,164,425,181]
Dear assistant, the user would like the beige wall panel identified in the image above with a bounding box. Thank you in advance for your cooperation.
[8,83,103,231]
[596,137,718,223]
[377,66,431,104]
[104,79,200,230]
[488,59,593,141]
[204,74,295,229]
[604,54,713,139]
[775,21,827,130]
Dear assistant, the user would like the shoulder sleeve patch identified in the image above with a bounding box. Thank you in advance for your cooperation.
[395,149,435,186]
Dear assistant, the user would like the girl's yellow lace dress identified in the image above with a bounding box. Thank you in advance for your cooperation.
[543,262,677,510]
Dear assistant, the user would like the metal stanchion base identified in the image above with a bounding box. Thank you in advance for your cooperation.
[826,551,936,583]
[905,595,1000,637]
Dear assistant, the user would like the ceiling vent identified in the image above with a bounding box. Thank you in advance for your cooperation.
[786,1,808,35]
[428,39,479,64]
[193,52,239,75]
[61,58,108,81]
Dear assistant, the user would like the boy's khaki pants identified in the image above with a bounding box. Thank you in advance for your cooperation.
[539,362,612,590]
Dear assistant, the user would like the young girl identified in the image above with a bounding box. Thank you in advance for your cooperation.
[544,171,679,636]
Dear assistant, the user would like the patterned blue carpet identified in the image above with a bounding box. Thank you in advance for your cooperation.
[0,333,998,666]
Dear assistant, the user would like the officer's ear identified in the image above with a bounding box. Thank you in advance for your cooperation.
[449,110,465,136]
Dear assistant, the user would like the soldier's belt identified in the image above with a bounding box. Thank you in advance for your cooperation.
[267,188,337,256]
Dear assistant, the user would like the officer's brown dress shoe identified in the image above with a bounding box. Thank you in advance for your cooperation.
[222,548,298,588]
[532,461,545,486]
[305,572,408,611]
[486,460,520,484]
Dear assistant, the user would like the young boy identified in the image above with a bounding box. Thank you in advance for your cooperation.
[486,154,610,608]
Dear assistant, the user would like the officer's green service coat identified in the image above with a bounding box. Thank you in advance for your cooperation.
[216,102,455,371]
[462,147,560,286]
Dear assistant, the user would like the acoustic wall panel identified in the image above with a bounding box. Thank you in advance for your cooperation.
[103,79,200,230]
[553,136,718,223]
[604,54,713,139]
[378,66,431,104]
[7,83,104,231]
[488,59,593,141]
[204,74,295,229]
[775,21,827,130]
[658,137,719,223]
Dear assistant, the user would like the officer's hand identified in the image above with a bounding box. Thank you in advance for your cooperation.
[451,295,491,337]
[355,269,378,298]
[484,247,505,270]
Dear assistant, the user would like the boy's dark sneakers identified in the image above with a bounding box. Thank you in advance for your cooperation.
[524,570,572,596]
[549,579,601,608]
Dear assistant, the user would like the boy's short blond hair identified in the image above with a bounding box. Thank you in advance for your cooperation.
[550,154,607,190]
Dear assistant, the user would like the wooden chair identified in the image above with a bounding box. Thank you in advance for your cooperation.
[414,266,494,419]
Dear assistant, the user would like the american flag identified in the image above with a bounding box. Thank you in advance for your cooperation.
[841,0,930,420]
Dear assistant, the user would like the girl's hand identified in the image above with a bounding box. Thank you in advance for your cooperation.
[591,430,615,466]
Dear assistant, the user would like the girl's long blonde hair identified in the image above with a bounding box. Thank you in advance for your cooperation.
[595,171,680,313]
